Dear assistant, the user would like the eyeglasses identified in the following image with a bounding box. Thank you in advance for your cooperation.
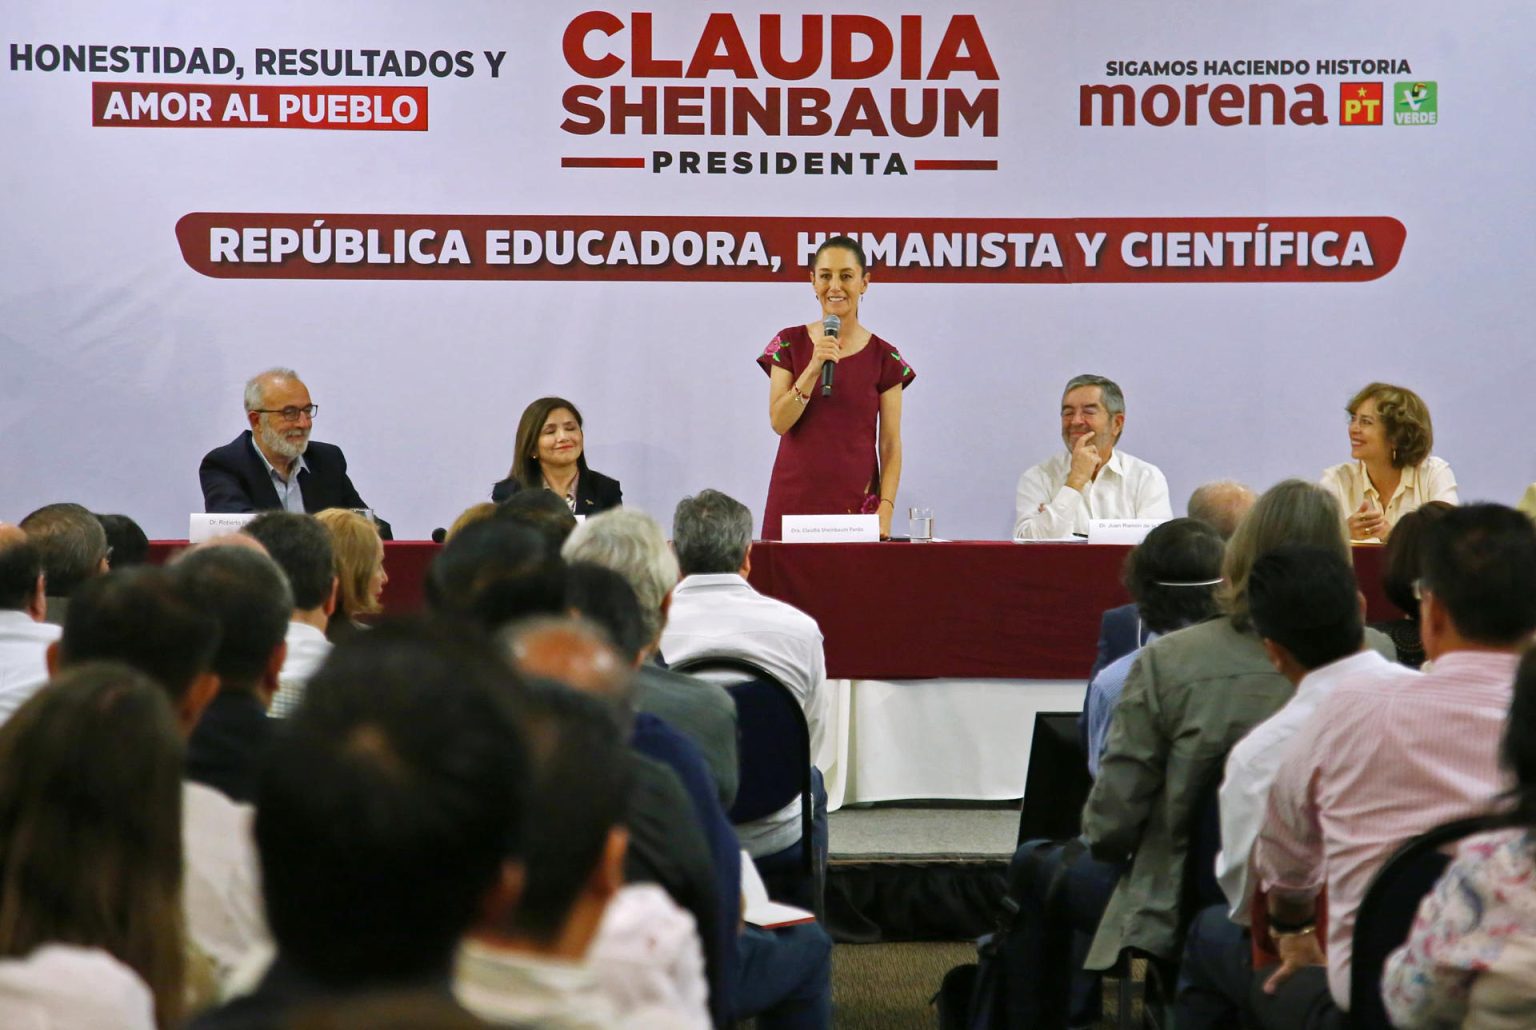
[251,404,318,422]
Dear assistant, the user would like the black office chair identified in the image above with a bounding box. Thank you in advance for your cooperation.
[1348,813,1492,1030]
[1016,711,1094,846]
[670,654,822,919]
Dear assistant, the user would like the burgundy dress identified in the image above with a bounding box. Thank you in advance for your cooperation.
[756,325,916,540]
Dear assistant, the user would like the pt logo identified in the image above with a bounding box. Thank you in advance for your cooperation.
[1340,82,1383,125]
[1394,81,1438,125]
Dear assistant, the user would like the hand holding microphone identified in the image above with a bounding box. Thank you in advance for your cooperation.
[818,313,841,396]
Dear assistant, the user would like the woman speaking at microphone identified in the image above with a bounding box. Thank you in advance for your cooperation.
[757,235,916,540]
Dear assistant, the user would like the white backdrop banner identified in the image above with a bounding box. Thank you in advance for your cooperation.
[2,2,1531,539]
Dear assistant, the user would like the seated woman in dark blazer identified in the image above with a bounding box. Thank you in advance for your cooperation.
[491,396,623,516]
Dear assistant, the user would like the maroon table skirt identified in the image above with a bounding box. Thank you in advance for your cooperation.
[148,540,1391,681]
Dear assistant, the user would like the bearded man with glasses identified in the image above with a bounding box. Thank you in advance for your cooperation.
[199,368,391,538]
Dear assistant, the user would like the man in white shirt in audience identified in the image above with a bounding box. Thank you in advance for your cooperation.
[242,512,337,717]
[0,526,60,724]
[16,502,109,624]
[1013,374,1171,540]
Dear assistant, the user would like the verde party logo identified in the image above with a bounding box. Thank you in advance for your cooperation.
[1394,81,1437,125]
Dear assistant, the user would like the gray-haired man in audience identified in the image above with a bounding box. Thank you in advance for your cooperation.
[17,502,109,625]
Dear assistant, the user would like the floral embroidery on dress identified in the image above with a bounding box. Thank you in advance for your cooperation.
[890,350,913,376]
[763,336,786,362]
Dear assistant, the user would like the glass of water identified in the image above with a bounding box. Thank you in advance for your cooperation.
[908,507,934,542]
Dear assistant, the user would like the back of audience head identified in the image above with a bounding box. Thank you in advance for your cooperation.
[500,616,634,725]
[427,519,565,632]
[17,502,109,598]
[1418,503,1536,653]
[169,545,293,699]
[1380,500,1456,618]
[561,509,678,648]
[673,489,753,576]
[244,512,337,617]
[494,490,579,557]
[1221,479,1348,632]
[1123,517,1225,635]
[478,678,631,954]
[0,526,45,619]
[54,567,221,728]
[1499,647,1536,828]
[565,561,650,667]
[1186,480,1257,541]
[257,618,528,988]
[0,663,186,1028]
[94,512,149,568]
[444,502,498,543]
[1248,546,1365,679]
[313,508,387,634]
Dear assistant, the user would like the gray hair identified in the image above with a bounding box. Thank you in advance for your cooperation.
[561,509,679,645]
[244,367,301,412]
[1186,480,1258,541]
[1063,374,1125,419]
[673,490,753,576]
[1221,479,1348,632]
[16,503,108,598]
[498,616,636,729]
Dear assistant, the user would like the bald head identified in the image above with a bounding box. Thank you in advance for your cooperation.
[188,531,270,557]
[1187,481,1257,540]
[500,617,630,708]
[0,525,45,618]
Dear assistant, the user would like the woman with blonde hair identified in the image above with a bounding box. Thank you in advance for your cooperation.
[1320,382,1458,542]
[0,663,186,1029]
[314,508,387,642]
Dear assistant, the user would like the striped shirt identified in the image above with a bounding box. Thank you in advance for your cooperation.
[1254,650,1519,1009]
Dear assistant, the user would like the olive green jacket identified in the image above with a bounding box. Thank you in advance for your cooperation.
[1081,616,1392,968]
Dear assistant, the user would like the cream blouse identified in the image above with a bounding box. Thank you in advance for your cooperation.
[1319,456,1458,541]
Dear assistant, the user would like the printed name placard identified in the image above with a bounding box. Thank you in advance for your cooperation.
[781,514,880,543]
[189,512,257,542]
[1087,518,1167,545]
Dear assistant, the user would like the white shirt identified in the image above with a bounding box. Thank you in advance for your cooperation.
[250,436,309,515]
[0,610,59,726]
[586,885,709,1029]
[1319,456,1458,541]
[660,573,828,856]
[0,944,156,1030]
[1216,649,1416,924]
[269,621,332,718]
[1013,448,1171,540]
[182,781,270,991]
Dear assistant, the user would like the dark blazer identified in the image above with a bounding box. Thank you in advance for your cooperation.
[199,431,392,539]
[490,468,623,516]
[1090,602,1149,684]
[186,689,272,805]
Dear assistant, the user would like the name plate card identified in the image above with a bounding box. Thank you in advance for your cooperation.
[1087,518,1167,545]
[781,514,880,543]
[189,512,257,543]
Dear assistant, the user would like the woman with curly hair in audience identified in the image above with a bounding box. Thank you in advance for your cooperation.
[0,663,189,1029]
[314,508,387,642]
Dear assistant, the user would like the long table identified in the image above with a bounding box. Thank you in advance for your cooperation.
[148,539,1392,803]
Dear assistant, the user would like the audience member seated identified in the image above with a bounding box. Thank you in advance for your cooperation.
[192,619,529,1028]
[0,526,59,724]
[1086,480,1252,686]
[95,512,150,567]
[174,546,293,804]
[1013,374,1171,540]
[0,664,189,1029]
[313,508,387,642]
[444,502,498,542]
[494,488,580,557]
[1180,545,1408,1028]
[1319,381,1457,542]
[1070,481,1382,1023]
[563,509,740,810]
[1082,517,1224,777]
[1368,500,1454,669]
[1250,503,1536,1027]
[661,489,830,874]
[48,568,270,992]
[490,396,623,515]
[199,368,392,538]
[1382,646,1536,1028]
[17,502,109,624]
[426,519,566,632]
[242,512,337,717]
[457,678,705,1028]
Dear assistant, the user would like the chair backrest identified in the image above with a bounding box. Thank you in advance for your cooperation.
[1016,712,1093,845]
[670,655,811,825]
[1349,814,1493,1030]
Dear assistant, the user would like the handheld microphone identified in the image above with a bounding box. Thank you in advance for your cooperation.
[820,313,841,396]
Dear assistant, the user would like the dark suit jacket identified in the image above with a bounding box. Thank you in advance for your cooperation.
[1082,602,1148,755]
[489,468,623,516]
[186,689,272,805]
[200,431,392,539]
